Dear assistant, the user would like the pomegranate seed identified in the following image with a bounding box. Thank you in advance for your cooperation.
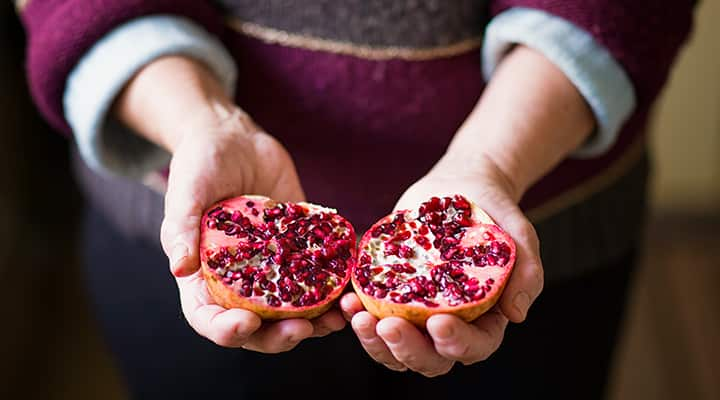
[455,213,473,227]
[440,197,452,210]
[441,247,458,261]
[452,195,471,210]
[238,284,252,297]
[441,237,459,247]
[426,213,442,225]
[414,235,429,247]
[384,243,400,256]
[398,245,415,258]
[394,230,411,241]
[266,295,281,307]
[473,291,486,300]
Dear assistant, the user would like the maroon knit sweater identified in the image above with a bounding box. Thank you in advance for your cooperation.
[16,0,696,278]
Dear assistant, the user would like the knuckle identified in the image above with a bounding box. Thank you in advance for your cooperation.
[528,262,545,297]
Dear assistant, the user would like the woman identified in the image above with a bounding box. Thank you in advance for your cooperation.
[18,0,694,398]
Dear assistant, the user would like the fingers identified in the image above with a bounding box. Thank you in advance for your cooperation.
[496,217,544,322]
[351,312,407,371]
[376,317,454,377]
[177,273,262,347]
[310,309,347,337]
[427,311,508,365]
[340,293,365,321]
[242,319,314,353]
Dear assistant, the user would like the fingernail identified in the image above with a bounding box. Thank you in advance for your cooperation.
[513,291,530,321]
[171,244,188,267]
[380,327,401,344]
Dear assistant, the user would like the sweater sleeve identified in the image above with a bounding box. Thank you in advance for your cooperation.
[18,0,229,135]
[63,16,237,178]
[487,0,696,153]
[483,8,636,157]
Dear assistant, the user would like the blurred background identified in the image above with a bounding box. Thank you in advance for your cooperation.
[1,2,717,399]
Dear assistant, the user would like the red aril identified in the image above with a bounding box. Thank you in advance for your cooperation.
[352,195,516,327]
[200,195,356,320]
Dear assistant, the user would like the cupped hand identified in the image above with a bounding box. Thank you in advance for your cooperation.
[161,109,346,351]
[341,156,544,376]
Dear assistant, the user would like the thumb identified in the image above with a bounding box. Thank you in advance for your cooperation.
[161,177,206,277]
[161,212,202,277]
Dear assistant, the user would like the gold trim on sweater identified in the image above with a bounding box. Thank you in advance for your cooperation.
[526,136,646,223]
[226,19,483,61]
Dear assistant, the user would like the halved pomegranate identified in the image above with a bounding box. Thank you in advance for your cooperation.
[352,195,516,327]
[200,195,356,320]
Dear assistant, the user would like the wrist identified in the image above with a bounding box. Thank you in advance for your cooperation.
[113,56,237,154]
[431,151,524,204]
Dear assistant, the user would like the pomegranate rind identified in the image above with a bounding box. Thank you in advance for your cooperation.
[352,197,516,327]
[200,195,356,320]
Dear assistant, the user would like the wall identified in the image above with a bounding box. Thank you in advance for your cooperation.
[650,0,720,213]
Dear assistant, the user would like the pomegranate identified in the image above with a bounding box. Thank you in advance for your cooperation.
[200,195,356,320]
[352,195,516,327]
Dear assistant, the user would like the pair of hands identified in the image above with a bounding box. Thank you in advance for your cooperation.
[160,108,545,376]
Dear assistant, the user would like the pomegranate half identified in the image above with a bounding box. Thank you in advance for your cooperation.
[352,195,516,327]
[200,195,356,320]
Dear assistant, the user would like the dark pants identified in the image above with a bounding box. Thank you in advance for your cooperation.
[82,207,635,399]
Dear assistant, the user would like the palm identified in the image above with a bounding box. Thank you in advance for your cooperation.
[161,121,345,351]
[341,166,544,376]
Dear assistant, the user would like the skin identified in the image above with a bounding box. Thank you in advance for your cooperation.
[114,45,594,369]
[341,46,594,375]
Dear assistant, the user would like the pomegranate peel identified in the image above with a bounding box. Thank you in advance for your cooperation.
[352,195,516,327]
[200,195,356,320]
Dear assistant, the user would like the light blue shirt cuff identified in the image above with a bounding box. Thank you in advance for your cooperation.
[483,7,636,158]
[63,15,238,178]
